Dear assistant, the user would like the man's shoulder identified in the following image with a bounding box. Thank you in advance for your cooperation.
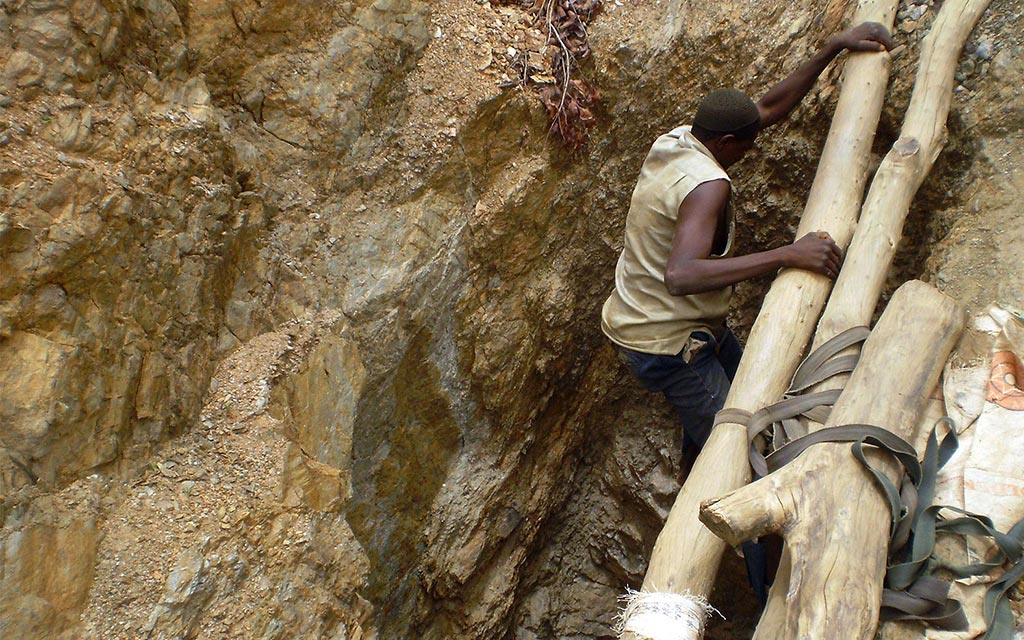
[651,124,694,147]
[642,129,730,186]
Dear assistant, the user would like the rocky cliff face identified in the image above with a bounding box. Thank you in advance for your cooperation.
[1,0,1022,638]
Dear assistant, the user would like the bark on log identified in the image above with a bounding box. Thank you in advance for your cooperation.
[699,280,964,639]
[620,3,897,638]
[743,3,993,637]
[813,0,994,351]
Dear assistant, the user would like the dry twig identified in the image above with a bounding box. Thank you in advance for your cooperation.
[504,0,602,150]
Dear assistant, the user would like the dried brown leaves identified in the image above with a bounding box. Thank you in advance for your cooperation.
[506,0,602,151]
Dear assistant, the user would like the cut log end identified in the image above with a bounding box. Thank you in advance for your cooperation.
[697,497,737,545]
[894,136,921,156]
[698,476,789,547]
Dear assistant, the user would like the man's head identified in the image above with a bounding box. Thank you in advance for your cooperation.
[691,88,761,168]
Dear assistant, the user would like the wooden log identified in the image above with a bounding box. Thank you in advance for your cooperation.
[620,3,897,638]
[699,280,964,639]
[743,3,993,637]
[813,0,994,351]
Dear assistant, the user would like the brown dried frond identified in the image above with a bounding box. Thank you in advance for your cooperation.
[541,78,600,151]
[506,0,602,151]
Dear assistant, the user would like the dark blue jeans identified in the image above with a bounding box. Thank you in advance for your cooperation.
[619,328,742,450]
[619,328,774,606]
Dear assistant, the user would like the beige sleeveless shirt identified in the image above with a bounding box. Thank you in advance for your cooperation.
[601,126,735,355]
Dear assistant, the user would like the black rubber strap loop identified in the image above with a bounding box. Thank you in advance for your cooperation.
[788,326,871,392]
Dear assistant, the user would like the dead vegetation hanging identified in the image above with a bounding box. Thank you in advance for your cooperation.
[503,0,603,151]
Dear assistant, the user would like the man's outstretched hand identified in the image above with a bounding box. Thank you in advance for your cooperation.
[756,21,893,130]
[832,21,894,53]
[783,231,844,279]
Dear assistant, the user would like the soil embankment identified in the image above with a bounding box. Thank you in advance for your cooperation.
[1,1,1021,638]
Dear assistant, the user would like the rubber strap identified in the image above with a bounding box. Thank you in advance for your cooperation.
[706,323,1022,637]
[788,326,871,392]
[710,326,869,476]
[752,419,1020,636]
[744,390,845,477]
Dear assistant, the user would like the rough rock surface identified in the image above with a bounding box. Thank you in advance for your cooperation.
[1,0,1022,638]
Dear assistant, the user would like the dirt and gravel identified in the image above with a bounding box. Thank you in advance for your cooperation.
[72,313,347,637]
[24,0,1022,637]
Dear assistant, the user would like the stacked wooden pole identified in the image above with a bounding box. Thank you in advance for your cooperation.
[700,281,963,638]
[620,2,897,638]
[622,0,994,637]
[734,1,994,637]
[813,0,994,352]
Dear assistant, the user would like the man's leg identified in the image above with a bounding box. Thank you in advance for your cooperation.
[716,326,743,381]
[621,333,775,606]
[620,332,732,471]
[669,329,740,475]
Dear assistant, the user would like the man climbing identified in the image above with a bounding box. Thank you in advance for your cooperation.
[601,21,892,603]
[603,21,892,469]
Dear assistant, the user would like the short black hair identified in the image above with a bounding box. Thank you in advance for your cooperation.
[692,88,760,141]
[692,119,760,143]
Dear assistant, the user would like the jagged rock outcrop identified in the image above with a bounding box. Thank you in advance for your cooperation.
[0,0,261,633]
[1,0,1022,638]
[0,0,259,491]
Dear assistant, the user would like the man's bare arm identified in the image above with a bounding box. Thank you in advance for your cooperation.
[664,180,843,296]
[757,22,893,129]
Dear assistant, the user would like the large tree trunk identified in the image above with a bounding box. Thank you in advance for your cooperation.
[748,2,995,637]
[698,280,963,639]
[814,0,995,352]
[619,2,897,638]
